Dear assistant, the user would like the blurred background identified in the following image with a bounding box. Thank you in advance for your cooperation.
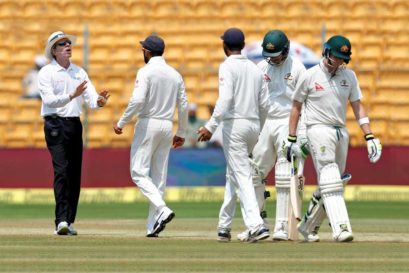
[0,0,408,203]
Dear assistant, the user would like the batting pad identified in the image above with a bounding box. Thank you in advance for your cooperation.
[319,163,352,240]
[299,190,326,236]
[275,158,291,188]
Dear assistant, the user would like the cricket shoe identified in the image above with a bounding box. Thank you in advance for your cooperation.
[297,222,319,242]
[272,229,288,241]
[336,230,354,242]
[146,233,159,238]
[217,228,231,242]
[54,221,69,235]
[237,229,249,242]
[152,206,175,236]
[68,224,78,236]
[248,226,269,243]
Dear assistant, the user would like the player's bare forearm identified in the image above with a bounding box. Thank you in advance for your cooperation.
[350,100,372,135]
[289,101,302,136]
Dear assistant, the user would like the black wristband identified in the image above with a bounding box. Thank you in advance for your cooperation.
[365,133,374,141]
[288,135,297,143]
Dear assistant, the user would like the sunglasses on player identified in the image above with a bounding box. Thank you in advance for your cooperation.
[57,40,72,46]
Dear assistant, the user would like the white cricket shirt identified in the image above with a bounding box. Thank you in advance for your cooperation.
[292,59,362,127]
[38,59,100,117]
[257,56,306,119]
[205,54,269,133]
[117,56,188,138]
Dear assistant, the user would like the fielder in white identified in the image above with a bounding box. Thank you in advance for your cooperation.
[237,30,307,241]
[284,35,382,242]
[198,28,270,243]
[114,35,188,237]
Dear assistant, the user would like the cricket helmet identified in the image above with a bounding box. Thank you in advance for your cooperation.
[261,30,290,58]
[323,35,352,63]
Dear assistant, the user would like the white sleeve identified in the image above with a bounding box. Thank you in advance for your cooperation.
[117,70,148,128]
[176,77,188,138]
[292,72,309,103]
[258,78,269,129]
[81,70,100,109]
[205,64,233,133]
[349,71,363,103]
[38,68,70,108]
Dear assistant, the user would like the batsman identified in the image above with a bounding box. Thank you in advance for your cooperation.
[284,35,382,242]
[238,30,307,241]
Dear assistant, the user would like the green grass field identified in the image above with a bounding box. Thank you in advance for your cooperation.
[1,201,408,272]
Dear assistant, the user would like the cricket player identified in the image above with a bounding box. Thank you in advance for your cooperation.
[197,28,270,242]
[114,34,188,237]
[284,35,382,242]
[236,30,307,241]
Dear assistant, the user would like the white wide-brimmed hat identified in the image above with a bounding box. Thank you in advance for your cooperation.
[44,31,76,60]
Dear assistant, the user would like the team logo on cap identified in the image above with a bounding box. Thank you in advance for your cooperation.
[266,43,275,51]
[341,45,349,53]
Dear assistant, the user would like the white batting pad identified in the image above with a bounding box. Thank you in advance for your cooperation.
[275,158,291,188]
[320,164,352,240]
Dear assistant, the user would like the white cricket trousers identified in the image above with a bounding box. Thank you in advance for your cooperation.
[252,117,288,179]
[130,118,173,234]
[218,119,265,232]
[307,125,349,176]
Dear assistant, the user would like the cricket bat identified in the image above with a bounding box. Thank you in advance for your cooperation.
[288,154,305,240]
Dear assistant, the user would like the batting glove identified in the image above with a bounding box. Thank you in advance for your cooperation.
[365,133,382,163]
[283,135,302,162]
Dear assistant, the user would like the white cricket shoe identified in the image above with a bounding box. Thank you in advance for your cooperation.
[68,224,78,236]
[272,229,288,241]
[336,230,354,242]
[152,206,175,235]
[54,221,69,235]
[217,228,231,242]
[237,229,250,241]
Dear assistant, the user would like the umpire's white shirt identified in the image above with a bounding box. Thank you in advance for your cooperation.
[205,54,269,133]
[38,59,100,117]
[257,56,306,119]
[117,56,188,137]
[292,59,362,127]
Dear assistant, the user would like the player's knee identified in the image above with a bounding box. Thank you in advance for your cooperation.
[275,158,291,188]
[319,163,343,194]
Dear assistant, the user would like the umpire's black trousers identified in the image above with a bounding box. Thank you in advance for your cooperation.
[44,115,83,228]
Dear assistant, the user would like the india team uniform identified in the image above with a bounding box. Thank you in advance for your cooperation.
[205,54,269,234]
[251,56,306,237]
[292,59,362,239]
[117,56,188,235]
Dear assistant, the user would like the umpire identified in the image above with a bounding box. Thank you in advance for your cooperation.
[38,31,110,235]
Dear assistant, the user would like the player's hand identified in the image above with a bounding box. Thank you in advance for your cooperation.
[97,90,110,107]
[197,126,212,142]
[365,134,382,163]
[282,135,302,162]
[70,81,87,100]
[113,124,123,135]
[173,136,185,149]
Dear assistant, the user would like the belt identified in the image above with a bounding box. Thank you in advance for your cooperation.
[44,114,80,121]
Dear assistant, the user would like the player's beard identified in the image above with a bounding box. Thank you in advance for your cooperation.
[143,51,149,64]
